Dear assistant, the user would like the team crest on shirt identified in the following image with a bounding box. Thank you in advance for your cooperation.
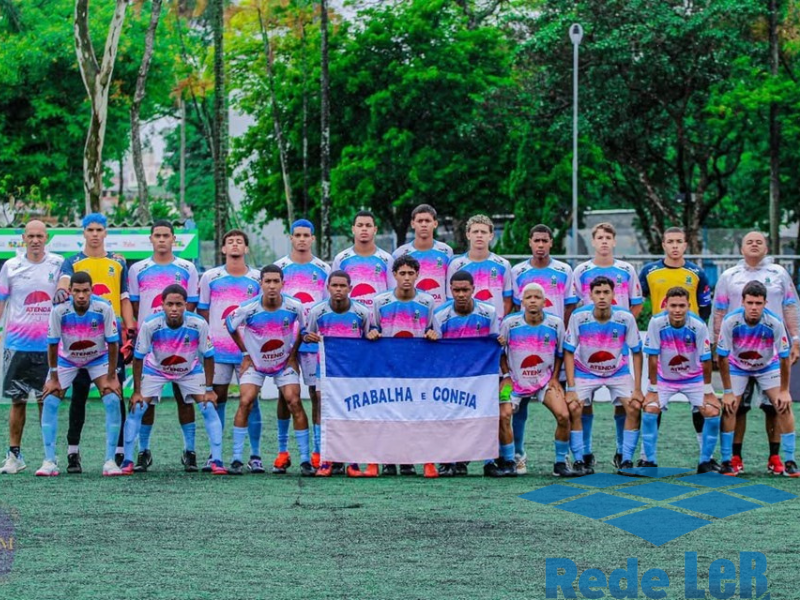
[48,272,55,282]
[685,275,692,285]
[766,277,772,284]
[550,275,558,287]
[352,320,358,331]
[414,310,420,321]
[184,334,191,345]
[91,319,98,330]
[491,267,498,278]
[312,271,318,282]
[283,317,290,329]
[175,272,182,283]
[108,265,115,275]
[616,274,623,283]
[374,264,382,275]
[247,284,255,295]
[544,333,551,343]
[612,329,619,340]
[436,257,443,267]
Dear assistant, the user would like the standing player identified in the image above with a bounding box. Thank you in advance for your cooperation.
[717,281,799,477]
[57,213,135,473]
[564,276,644,472]
[393,204,453,307]
[0,221,64,473]
[127,220,199,472]
[36,272,122,476]
[197,229,263,472]
[435,270,499,476]
[510,224,579,474]
[446,215,512,319]
[121,284,224,475]
[273,219,330,472]
[303,270,373,478]
[643,287,720,471]
[500,283,584,477]
[225,266,311,476]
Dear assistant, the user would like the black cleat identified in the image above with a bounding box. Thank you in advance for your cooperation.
[783,460,800,478]
[697,461,717,474]
[500,459,517,477]
[134,449,152,473]
[552,462,575,477]
[229,460,244,475]
[381,464,397,476]
[617,460,634,474]
[115,452,125,467]
[718,460,737,476]
[584,453,596,468]
[300,461,316,477]
[612,453,623,469]
[201,454,213,473]
[67,452,82,474]
[331,462,345,476]
[635,458,647,468]
[572,460,592,476]
[182,450,198,472]
[437,464,456,477]
[454,462,469,476]
[483,461,505,477]
[708,457,722,472]
[639,461,658,468]
[399,464,416,476]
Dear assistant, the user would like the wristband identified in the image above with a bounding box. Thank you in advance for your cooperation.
[647,384,658,393]
[704,383,715,394]
[205,386,214,392]
[793,336,800,343]
[565,386,576,392]
[49,367,58,373]
[723,388,733,394]
[242,351,249,357]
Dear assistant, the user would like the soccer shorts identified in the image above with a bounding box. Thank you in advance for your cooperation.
[212,362,241,386]
[3,350,48,403]
[511,386,547,412]
[142,372,205,403]
[732,370,780,398]
[240,365,300,389]
[299,352,318,387]
[657,385,704,410]
[57,362,109,390]
[576,377,631,406]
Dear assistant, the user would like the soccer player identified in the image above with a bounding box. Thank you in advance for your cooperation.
[393,204,453,307]
[225,265,311,476]
[564,276,644,472]
[643,287,720,471]
[510,223,579,474]
[0,221,64,474]
[500,283,584,477]
[57,213,135,473]
[716,281,799,477]
[446,214,512,319]
[331,210,394,309]
[128,220,199,472]
[368,255,439,478]
[198,229,262,472]
[572,222,643,468]
[121,284,224,475]
[303,270,373,478]
[713,231,800,474]
[273,219,331,472]
[435,270,499,477]
[36,272,122,476]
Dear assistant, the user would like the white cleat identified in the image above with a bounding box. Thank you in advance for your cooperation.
[0,452,26,474]
[515,452,528,475]
[102,460,123,477]
[35,460,59,477]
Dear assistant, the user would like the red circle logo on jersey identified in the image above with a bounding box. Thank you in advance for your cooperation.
[161,355,187,366]
[151,296,163,309]
[394,331,414,338]
[24,291,51,305]
[668,355,689,367]
[261,340,284,352]
[416,278,438,292]
[521,355,544,368]
[475,289,493,301]
[293,292,315,304]
[93,283,112,296]
[221,306,238,321]
[544,298,554,307]
[69,340,96,351]
[351,283,376,298]
[738,351,763,361]
[588,351,615,364]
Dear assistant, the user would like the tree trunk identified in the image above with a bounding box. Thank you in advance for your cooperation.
[130,0,164,224]
[301,20,309,218]
[320,0,332,261]
[211,0,229,264]
[769,0,781,254]
[74,0,128,214]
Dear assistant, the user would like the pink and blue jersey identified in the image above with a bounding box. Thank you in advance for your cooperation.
[435,300,498,339]
[499,313,565,396]
[135,311,213,380]
[717,308,790,375]
[48,296,119,368]
[226,295,304,375]
[392,240,453,307]
[372,290,438,338]
[128,256,199,323]
[0,252,63,352]
[198,265,261,365]
[572,259,643,310]
[446,252,513,318]
[304,299,372,339]
[510,258,578,320]
[713,258,797,315]
[273,255,331,353]
[564,305,642,380]
[644,312,711,389]
[331,247,394,308]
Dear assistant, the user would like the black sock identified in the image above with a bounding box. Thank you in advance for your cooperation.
[9,446,20,458]
[769,442,780,456]
[733,443,743,458]
[692,411,704,434]
[657,413,662,428]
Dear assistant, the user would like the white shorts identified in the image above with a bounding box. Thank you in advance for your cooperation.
[732,370,781,398]
[58,363,109,389]
[299,352,318,387]
[511,387,547,412]
[142,372,205,403]
[576,378,631,406]
[240,365,300,389]
[657,386,705,410]
[213,362,241,386]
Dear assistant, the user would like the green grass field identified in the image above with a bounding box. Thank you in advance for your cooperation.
[0,400,798,600]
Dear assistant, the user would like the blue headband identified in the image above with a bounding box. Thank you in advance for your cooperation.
[291,219,315,234]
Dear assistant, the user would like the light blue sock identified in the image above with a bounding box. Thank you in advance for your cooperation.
[181,422,196,452]
[249,401,262,457]
[554,440,569,464]
[277,418,290,453]
[232,426,248,463]
[615,414,626,454]
[512,397,530,455]
[484,459,495,465]
[581,413,594,455]
[641,412,659,463]
[296,429,311,463]
[124,403,147,462]
[138,424,153,451]
[215,401,226,432]
[720,431,734,462]
[41,395,60,462]
[569,431,584,462]
[102,394,121,462]
[782,432,796,463]
[313,424,321,454]
[700,416,720,463]
[622,429,640,463]
[199,402,223,462]
[500,442,515,463]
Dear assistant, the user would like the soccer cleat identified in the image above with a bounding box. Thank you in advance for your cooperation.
[500,459,517,477]
[229,460,244,475]
[300,461,316,477]
[697,461,716,474]
[783,460,800,478]
[640,461,658,468]
[514,452,528,475]
[363,463,379,478]
[114,452,124,467]
[572,460,592,476]
[454,462,469,476]
[552,462,575,477]
[35,460,60,477]
[311,452,321,469]
[120,460,135,475]
[617,460,634,474]
[182,450,199,472]
[612,453,622,469]
[0,452,26,474]
[584,453,596,468]
[210,460,228,475]
[103,460,123,476]
[346,464,362,478]
[316,462,333,477]
[768,454,785,475]
[731,455,744,474]
[483,461,505,477]
[201,455,213,473]
[423,463,439,478]
[248,456,266,474]
[437,464,456,477]
[382,464,398,476]
[708,457,722,472]
[399,464,416,476]
[272,451,291,474]
[67,452,82,474]
[635,458,647,468]
[134,449,152,473]
[331,462,345,476]
[719,460,737,476]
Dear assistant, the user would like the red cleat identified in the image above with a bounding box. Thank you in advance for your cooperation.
[346,464,362,478]
[363,463,379,478]
[731,455,744,474]
[120,460,135,476]
[423,463,439,478]
[311,452,321,469]
[210,460,228,475]
[316,462,333,477]
[768,454,785,475]
[272,451,291,474]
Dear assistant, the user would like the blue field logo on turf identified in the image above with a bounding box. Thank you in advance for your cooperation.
[0,508,15,578]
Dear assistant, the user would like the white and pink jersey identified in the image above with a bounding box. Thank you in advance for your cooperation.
[48,296,119,368]
[644,312,711,390]
[331,246,394,308]
[225,295,304,375]
[713,258,797,315]
[500,312,564,396]
[304,299,372,339]
[274,255,331,353]
[511,258,578,320]
[717,308,790,376]
[0,252,63,352]
[198,265,261,365]
[128,256,199,322]
[435,300,498,339]
[572,259,643,310]
[372,290,439,338]
[392,240,452,306]
[564,305,642,380]
[446,252,513,318]
[135,311,213,380]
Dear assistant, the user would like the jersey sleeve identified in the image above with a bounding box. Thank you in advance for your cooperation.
[697,268,712,308]
[134,320,152,359]
[489,309,500,336]
[628,264,643,306]
[60,255,75,279]
[198,320,215,358]
[564,267,579,306]
[715,316,732,357]
[698,322,712,361]
[510,265,523,305]
[331,253,342,272]
[127,262,140,302]
[198,272,211,310]
[626,314,642,351]
[187,264,200,303]
[563,315,579,353]
[445,260,459,300]
[305,307,319,334]
[713,272,730,311]
[104,304,120,343]
[372,302,383,333]
[0,261,10,301]
[555,320,565,357]
[117,256,130,300]
[225,303,251,334]
[502,260,513,298]
[781,271,798,306]
[643,317,661,355]
[498,318,510,345]
[47,306,62,345]
[639,264,651,300]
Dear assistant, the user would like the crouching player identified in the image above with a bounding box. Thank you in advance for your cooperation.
[122,284,224,475]
[717,281,799,477]
[37,272,122,476]
[643,287,720,471]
